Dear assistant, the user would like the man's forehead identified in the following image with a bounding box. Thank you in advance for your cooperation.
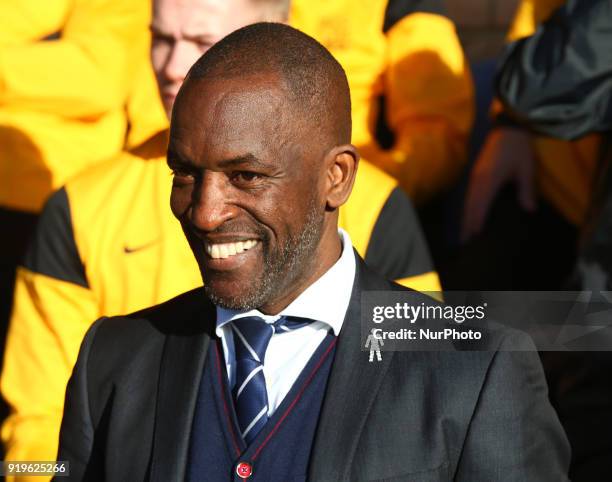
[177,74,288,125]
[171,75,297,157]
[152,0,233,37]
[154,0,227,14]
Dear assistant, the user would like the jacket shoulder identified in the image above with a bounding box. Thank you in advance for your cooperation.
[356,251,421,294]
[93,287,211,344]
[80,288,211,387]
[65,150,165,202]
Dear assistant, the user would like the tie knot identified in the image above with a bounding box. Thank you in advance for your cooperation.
[273,315,314,333]
[231,315,315,364]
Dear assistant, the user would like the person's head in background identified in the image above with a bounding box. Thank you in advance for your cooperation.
[151,0,290,117]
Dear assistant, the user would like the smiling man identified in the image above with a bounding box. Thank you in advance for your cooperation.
[54,23,569,481]
[1,0,440,472]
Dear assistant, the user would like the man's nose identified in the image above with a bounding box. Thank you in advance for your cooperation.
[190,172,236,232]
[163,40,191,84]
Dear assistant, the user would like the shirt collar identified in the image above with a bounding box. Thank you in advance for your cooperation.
[215,229,356,336]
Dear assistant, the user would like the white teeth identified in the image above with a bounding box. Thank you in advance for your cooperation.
[219,245,229,258]
[206,240,258,259]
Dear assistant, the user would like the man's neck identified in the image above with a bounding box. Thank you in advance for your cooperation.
[258,230,343,315]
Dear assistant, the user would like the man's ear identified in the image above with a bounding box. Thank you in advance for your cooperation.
[324,144,359,210]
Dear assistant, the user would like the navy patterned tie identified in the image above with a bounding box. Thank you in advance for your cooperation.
[231,316,312,444]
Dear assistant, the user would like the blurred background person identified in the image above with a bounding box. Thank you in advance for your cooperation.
[483,1,612,479]
[1,0,441,475]
[0,0,150,448]
[455,0,601,290]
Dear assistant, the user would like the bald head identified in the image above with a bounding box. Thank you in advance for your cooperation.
[179,22,352,147]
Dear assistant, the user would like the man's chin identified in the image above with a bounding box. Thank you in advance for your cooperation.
[197,254,268,310]
[203,282,269,311]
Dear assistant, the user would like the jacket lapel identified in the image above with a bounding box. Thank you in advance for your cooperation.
[309,254,396,481]
[149,294,216,482]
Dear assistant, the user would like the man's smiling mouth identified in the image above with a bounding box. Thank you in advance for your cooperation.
[204,239,260,259]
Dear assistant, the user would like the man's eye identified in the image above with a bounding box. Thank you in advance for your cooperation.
[151,35,173,48]
[231,171,262,184]
[171,168,193,177]
[170,168,195,185]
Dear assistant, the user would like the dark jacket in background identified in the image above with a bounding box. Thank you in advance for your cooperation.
[494,2,612,479]
[496,0,612,141]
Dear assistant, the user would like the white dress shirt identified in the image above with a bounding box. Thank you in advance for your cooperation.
[215,228,356,416]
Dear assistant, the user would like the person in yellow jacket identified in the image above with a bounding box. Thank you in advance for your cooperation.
[290,0,474,205]
[0,0,151,404]
[462,0,600,289]
[1,0,441,475]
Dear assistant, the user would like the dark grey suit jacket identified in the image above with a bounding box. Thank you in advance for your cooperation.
[56,255,570,481]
